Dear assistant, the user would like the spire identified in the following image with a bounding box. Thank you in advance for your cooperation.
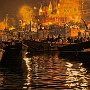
[57,5,60,14]
[48,1,53,14]
[56,0,60,14]
[39,4,43,15]
[5,14,9,29]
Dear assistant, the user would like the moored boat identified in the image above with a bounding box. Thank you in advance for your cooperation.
[0,41,22,69]
[23,40,51,52]
[58,41,90,63]
[0,49,4,61]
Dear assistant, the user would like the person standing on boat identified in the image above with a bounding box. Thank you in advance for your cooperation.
[57,34,61,42]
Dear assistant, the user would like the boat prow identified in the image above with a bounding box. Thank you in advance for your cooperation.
[0,42,22,69]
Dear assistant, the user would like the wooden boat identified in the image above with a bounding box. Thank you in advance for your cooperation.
[0,49,4,61]
[58,41,90,63]
[23,40,52,52]
[0,41,22,69]
[58,41,90,51]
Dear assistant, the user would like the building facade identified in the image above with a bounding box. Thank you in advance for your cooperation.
[39,0,81,25]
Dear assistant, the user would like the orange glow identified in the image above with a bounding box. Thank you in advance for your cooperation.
[88,24,90,29]
[0,21,6,30]
[71,29,79,37]
[39,0,81,25]
[19,5,34,25]
[9,26,15,30]
[70,29,85,37]
[0,20,15,30]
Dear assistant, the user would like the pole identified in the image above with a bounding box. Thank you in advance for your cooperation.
[30,20,31,31]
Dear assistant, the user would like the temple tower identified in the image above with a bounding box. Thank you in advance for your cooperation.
[47,1,53,15]
[39,4,43,15]
[57,2,60,14]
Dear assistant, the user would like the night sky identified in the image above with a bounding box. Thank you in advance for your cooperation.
[0,0,49,20]
[0,0,89,22]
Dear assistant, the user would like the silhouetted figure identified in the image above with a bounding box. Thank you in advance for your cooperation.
[47,35,50,42]
[30,36,33,41]
[87,37,90,41]
[51,35,54,42]
[80,37,83,42]
[57,34,61,42]
[67,37,72,44]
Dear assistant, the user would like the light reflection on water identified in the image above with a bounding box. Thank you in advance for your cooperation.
[65,62,89,90]
[23,52,90,90]
[0,51,90,89]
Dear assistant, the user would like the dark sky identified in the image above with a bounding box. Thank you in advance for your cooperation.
[0,0,49,20]
[0,0,89,22]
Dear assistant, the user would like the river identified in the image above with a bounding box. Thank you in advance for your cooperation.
[0,51,90,90]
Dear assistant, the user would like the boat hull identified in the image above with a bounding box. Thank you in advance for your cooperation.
[23,40,51,52]
[0,42,22,69]
[58,41,90,64]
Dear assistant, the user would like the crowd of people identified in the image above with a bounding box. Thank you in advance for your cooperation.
[46,34,90,44]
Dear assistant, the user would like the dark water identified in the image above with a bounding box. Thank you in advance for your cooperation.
[0,51,90,90]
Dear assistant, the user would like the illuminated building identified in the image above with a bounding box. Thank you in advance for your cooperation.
[39,4,43,15]
[47,1,53,15]
[38,0,90,37]
[82,0,90,23]
[66,26,85,37]
[39,0,81,25]
[0,14,9,30]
